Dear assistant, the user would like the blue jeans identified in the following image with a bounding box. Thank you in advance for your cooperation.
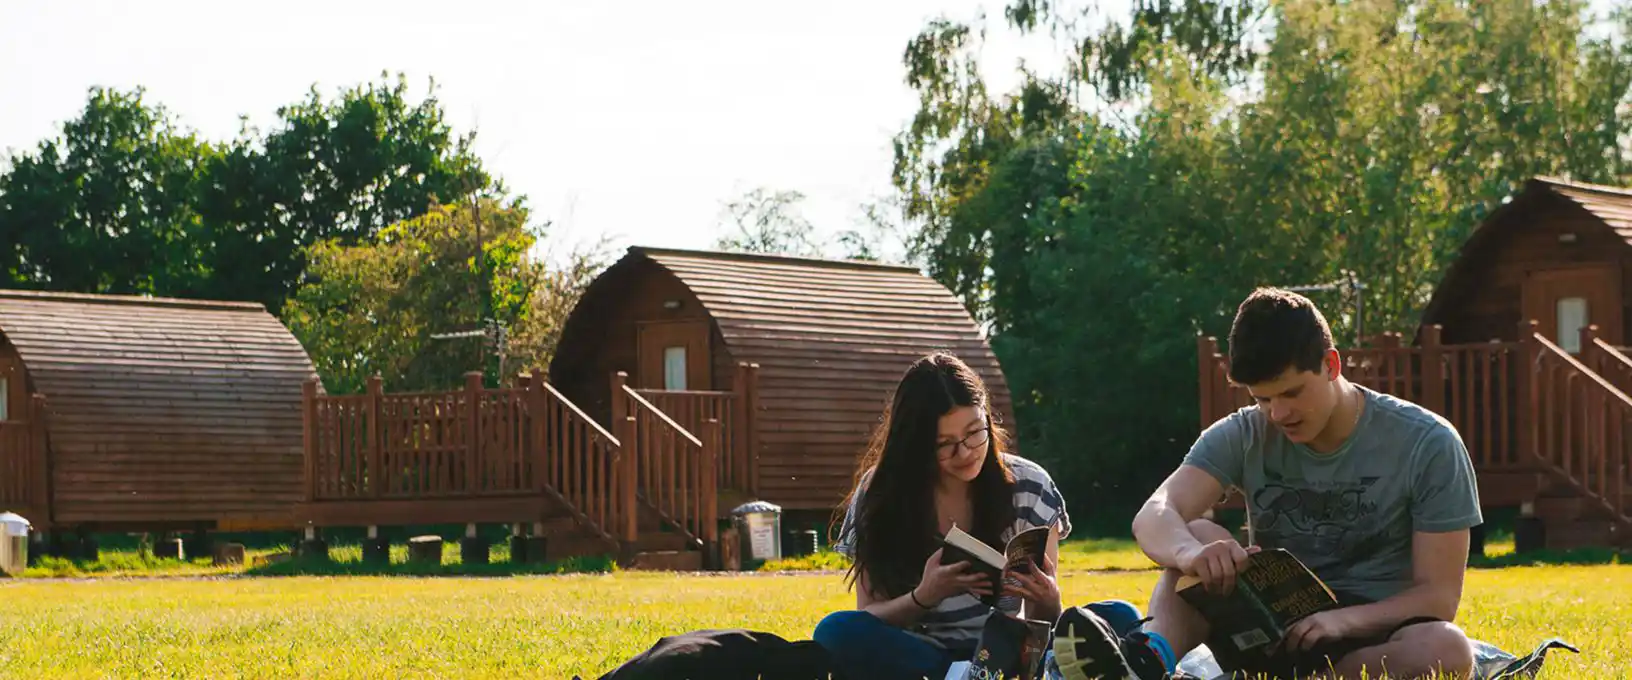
[812,600,1143,680]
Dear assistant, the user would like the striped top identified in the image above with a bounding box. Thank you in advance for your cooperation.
[832,454,1073,655]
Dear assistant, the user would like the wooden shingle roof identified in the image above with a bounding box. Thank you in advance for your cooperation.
[636,247,1007,384]
[1538,176,1632,244]
[0,289,318,525]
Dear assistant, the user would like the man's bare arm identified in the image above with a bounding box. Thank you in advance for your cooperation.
[1335,529,1469,637]
[1131,465,1228,569]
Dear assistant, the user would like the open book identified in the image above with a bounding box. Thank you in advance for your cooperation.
[1176,548,1339,671]
[941,523,1050,609]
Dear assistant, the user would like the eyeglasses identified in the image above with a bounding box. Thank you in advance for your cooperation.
[937,427,991,460]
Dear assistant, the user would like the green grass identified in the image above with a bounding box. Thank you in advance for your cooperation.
[0,538,1625,678]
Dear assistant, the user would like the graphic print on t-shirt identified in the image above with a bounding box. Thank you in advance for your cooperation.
[1250,470,1404,575]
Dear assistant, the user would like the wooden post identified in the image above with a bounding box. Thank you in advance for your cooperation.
[1420,325,1446,417]
[302,378,318,502]
[732,362,751,491]
[744,363,761,496]
[1197,334,1215,430]
[466,371,484,494]
[29,394,49,518]
[1582,324,1601,367]
[1518,320,1540,467]
[611,371,629,426]
[621,415,639,543]
[530,368,548,493]
[367,375,383,498]
[705,418,720,548]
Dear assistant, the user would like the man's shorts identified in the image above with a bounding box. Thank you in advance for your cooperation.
[1234,591,1443,679]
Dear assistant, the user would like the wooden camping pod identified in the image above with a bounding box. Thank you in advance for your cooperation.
[549,246,1016,512]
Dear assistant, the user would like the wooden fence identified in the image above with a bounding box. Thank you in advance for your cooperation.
[1201,326,1525,469]
[1198,321,1631,520]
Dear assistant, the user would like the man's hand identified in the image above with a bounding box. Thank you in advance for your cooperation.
[1282,609,1358,653]
[1175,539,1261,595]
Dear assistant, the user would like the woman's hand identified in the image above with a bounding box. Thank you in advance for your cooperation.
[1003,553,1061,617]
[914,548,991,607]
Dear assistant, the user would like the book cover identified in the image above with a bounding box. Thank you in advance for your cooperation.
[941,524,1050,609]
[1175,548,1339,671]
[959,611,1053,680]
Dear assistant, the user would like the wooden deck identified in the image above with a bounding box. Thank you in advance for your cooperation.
[292,368,759,566]
[1198,321,1632,550]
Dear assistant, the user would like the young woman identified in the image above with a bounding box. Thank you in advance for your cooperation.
[811,352,1077,680]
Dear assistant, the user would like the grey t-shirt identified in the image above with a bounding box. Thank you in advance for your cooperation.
[1183,385,1482,602]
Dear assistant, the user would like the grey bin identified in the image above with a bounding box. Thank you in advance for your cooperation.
[0,512,30,577]
[731,501,783,569]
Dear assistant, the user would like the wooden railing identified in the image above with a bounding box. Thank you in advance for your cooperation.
[0,395,48,512]
[1198,321,1632,524]
[1198,327,1524,469]
[634,361,759,495]
[614,371,719,552]
[530,373,629,543]
[302,371,631,542]
[1540,327,1631,520]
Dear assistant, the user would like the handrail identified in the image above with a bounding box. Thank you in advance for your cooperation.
[545,381,620,446]
[1591,337,1632,373]
[621,385,704,448]
[1534,333,1632,408]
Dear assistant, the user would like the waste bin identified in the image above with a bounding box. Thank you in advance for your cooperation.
[731,501,782,570]
[0,512,30,577]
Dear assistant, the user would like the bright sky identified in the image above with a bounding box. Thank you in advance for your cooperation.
[0,0,1099,262]
[5,1,1622,265]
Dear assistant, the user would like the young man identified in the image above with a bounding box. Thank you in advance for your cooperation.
[1051,288,1483,680]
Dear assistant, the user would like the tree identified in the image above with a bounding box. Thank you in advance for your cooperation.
[282,198,543,394]
[198,73,496,313]
[891,0,1632,530]
[713,187,823,257]
[0,87,218,295]
[0,73,498,315]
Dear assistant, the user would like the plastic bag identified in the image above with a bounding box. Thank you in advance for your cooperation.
[1173,637,1580,680]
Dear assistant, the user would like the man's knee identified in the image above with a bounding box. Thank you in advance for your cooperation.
[1186,518,1235,543]
[1396,620,1475,671]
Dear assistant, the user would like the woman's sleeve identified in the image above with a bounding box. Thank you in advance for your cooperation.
[832,471,871,558]
[1016,462,1072,540]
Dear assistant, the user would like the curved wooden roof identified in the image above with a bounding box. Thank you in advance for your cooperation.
[1420,176,1632,331]
[636,247,1010,395]
[0,289,319,525]
[552,246,1014,509]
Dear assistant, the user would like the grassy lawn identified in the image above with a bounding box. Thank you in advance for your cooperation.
[0,537,1625,678]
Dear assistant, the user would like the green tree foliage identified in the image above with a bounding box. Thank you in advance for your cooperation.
[0,74,495,314]
[895,0,1632,530]
[0,88,217,294]
[283,198,606,395]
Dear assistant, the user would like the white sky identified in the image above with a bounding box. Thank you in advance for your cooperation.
[3,1,1621,264]
[0,0,1093,262]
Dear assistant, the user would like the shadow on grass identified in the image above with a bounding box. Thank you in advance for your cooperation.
[245,554,619,577]
[1471,547,1629,569]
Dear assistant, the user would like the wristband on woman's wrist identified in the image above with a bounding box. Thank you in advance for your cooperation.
[909,587,934,609]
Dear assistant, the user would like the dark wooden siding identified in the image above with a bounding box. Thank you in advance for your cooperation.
[641,249,1014,511]
[0,290,319,526]
[1425,183,1632,344]
[548,261,714,427]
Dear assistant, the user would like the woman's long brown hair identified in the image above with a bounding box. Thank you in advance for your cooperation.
[832,352,1016,600]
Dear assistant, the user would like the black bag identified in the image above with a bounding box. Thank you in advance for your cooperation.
[593,628,847,680]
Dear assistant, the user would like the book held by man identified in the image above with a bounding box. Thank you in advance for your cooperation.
[1175,548,1340,671]
[940,523,1050,609]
